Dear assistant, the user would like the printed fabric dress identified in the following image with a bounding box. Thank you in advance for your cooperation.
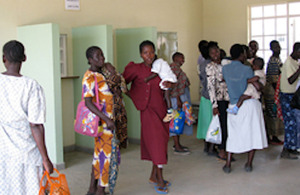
[0,74,46,195]
[82,70,119,187]
[264,56,284,137]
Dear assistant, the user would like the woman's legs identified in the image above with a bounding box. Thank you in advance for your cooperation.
[223,152,232,173]
[217,101,229,159]
[88,131,114,195]
[280,92,298,159]
[95,187,105,195]
[87,166,105,195]
[150,164,168,194]
[149,165,166,187]
[87,166,97,194]
[245,150,255,172]
[173,135,183,151]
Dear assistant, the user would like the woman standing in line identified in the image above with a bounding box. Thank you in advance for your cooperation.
[264,40,284,145]
[206,43,230,160]
[123,40,170,194]
[83,46,127,195]
[0,40,53,194]
[222,44,268,173]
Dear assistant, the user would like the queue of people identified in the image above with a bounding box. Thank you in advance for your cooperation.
[0,37,299,195]
[197,39,300,175]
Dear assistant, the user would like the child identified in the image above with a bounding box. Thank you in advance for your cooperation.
[0,40,53,194]
[227,57,266,114]
[144,56,177,122]
[169,52,194,155]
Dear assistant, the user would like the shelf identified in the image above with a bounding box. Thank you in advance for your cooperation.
[61,76,80,79]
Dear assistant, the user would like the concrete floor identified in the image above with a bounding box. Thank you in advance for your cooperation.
[60,127,300,195]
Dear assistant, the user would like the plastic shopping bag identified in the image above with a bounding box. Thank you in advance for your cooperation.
[182,101,195,126]
[39,168,70,195]
[169,110,185,135]
[205,115,222,144]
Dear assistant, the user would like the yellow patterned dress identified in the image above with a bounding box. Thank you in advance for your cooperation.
[82,70,116,187]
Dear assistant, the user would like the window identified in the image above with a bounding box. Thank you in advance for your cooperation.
[157,32,178,64]
[60,34,68,77]
[249,2,300,64]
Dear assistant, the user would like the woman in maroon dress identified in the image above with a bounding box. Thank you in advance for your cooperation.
[123,40,170,194]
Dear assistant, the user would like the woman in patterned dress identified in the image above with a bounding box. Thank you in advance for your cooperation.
[206,44,229,160]
[264,40,284,144]
[84,46,127,195]
[0,40,53,194]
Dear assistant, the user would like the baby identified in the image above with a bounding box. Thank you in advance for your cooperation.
[103,63,128,148]
[227,57,266,114]
[144,57,177,122]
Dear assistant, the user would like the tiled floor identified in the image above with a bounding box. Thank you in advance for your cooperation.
[60,128,300,195]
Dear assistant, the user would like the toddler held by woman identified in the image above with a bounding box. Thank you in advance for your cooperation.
[227,57,266,114]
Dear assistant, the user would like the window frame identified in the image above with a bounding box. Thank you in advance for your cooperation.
[248,1,300,63]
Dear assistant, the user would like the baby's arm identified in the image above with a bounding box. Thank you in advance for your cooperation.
[144,72,158,83]
[247,76,263,91]
[247,76,259,83]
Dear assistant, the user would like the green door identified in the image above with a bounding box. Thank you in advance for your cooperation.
[17,23,64,167]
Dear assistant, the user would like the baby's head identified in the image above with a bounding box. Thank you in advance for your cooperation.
[3,40,26,64]
[172,52,184,66]
[105,63,116,74]
[252,57,264,70]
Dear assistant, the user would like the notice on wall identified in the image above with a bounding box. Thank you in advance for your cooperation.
[65,0,80,10]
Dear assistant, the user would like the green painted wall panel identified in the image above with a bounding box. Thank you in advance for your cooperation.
[72,25,113,149]
[17,23,64,165]
[116,27,157,140]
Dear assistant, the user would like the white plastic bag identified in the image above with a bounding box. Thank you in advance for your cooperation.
[205,115,222,144]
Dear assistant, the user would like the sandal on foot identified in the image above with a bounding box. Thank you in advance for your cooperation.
[244,163,253,172]
[217,155,226,161]
[172,145,189,151]
[149,179,171,187]
[154,186,168,194]
[222,165,231,173]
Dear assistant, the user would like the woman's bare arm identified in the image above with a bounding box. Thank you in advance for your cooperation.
[288,66,300,84]
[30,123,53,174]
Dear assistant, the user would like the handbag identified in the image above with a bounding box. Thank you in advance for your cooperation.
[74,75,104,137]
[205,115,222,144]
[182,101,195,126]
[39,168,70,195]
[169,109,185,135]
[291,86,300,109]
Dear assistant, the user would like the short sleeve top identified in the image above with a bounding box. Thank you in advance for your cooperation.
[280,56,300,93]
[82,70,113,119]
[0,74,46,166]
[222,61,254,104]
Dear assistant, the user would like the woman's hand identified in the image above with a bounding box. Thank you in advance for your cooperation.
[105,118,116,131]
[163,81,174,89]
[213,107,220,116]
[43,158,54,174]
